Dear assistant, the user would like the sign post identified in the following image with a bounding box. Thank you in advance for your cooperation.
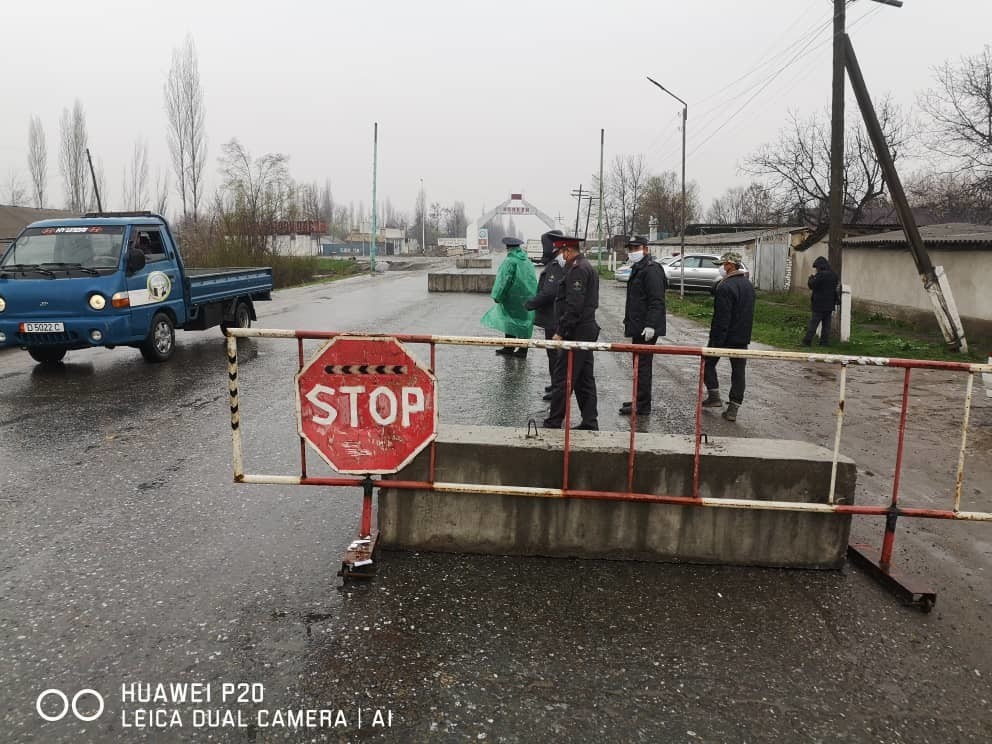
[295,336,437,577]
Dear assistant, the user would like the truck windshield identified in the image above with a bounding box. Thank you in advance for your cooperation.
[1,226,125,271]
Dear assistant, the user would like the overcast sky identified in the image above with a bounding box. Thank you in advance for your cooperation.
[3,0,991,235]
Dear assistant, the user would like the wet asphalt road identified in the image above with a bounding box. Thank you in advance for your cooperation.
[1,260,991,743]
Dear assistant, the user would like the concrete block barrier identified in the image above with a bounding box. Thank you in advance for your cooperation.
[379,425,857,569]
[427,270,496,293]
[454,257,493,269]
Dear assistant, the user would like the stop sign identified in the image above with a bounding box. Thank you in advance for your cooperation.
[295,337,437,474]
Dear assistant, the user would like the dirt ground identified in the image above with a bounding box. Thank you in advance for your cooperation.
[647,287,992,674]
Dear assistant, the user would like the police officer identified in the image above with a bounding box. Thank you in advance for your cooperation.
[543,235,600,431]
[620,235,667,416]
[525,230,566,401]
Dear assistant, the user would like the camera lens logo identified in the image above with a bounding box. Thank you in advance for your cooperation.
[36,689,105,722]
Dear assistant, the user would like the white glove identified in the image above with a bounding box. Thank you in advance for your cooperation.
[643,327,656,342]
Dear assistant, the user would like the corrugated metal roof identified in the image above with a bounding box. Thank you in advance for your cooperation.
[0,205,77,238]
[652,226,805,246]
[843,222,992,248]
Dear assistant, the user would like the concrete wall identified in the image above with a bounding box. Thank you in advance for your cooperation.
[427,270,496,293]
[792,243,991,336]
[379,425,857,569]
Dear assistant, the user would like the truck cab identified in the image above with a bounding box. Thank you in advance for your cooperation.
[0,212,272,365]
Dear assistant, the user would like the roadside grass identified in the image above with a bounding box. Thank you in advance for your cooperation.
[666,289,986,362]
[596,265,615,280]
[191,246,364,289]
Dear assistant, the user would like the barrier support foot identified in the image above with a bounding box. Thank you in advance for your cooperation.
[847,543,936,613]
[338,476,378,583]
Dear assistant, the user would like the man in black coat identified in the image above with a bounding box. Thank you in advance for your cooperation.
[525,230,566,401]
[701,251,755,422]
[543,235,600,431]
[802,255,840,346]
[620,236,667,416]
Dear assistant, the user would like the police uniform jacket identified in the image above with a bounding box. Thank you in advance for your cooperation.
[554,253,600,340]
[623,255,667,338]
[708,271,755,348]
[525,260,565,329]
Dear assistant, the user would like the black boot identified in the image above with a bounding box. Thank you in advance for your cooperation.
[701,389,722,408]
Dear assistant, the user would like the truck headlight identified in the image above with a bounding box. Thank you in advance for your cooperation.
[0,295,6,312]
[89,293,107,310]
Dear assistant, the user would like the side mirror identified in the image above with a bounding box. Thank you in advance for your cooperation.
[126,247,146,274]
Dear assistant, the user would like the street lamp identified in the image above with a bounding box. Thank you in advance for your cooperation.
[420,177,426,255]
[646,76,688,298]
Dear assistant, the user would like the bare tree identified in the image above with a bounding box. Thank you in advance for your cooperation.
[638,171,701,234]
[919,45,992,193]
[744,99,915,225]
[4,170,27,206]
[153,169,170,217]
[707,182,782,224]
[165,34,207,221]
[609,154,647,236]
[58,100,89,212]
[319,180,334,225]
[907,170,992,224]
[444,201,467,237]
[217,138,290,255]
[122,139,150,210]
[299,182,321,223]
[27,116,47,208]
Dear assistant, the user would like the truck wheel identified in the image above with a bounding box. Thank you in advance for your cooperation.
[28,347,68,365]
[140,312,175,363]
[221,301,252,334]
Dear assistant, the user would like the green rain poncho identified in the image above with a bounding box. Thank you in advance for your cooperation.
[480,248,538,338]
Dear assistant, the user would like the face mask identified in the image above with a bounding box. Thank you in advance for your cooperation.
[718,266,728,279]
[555,254,566,267]
[628,250,645,263]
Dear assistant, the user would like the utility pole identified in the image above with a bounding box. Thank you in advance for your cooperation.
[570,184,585,235]
[830,0,904,332]
[85,148,102,213]
[828,0,846,329]
[597,128,604,268]
[370,122,378,274]
[420,177,426,255]
[646,76,688,298]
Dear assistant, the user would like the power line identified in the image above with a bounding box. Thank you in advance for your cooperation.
[686,4,883,160]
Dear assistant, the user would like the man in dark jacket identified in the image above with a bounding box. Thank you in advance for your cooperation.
[802,255,840,346]
[525,230,566,401]
[543,235,600,431]
[701,251,755,422]
[620,236,667,416]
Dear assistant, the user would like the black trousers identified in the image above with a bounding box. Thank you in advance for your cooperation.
[631,333,657,408]
[804,310,833,345]
[703,349,747,405]
[543,327,558,385]
[546,327,599,427]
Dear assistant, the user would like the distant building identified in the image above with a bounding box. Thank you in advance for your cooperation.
[269,219,327,257]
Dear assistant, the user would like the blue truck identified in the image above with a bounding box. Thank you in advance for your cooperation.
[0,212,272,365]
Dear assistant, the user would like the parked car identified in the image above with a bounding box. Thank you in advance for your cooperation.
[663,253,749,291]
[616,255,677,283]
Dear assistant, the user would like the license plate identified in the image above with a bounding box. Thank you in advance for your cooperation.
[21,322,65,333]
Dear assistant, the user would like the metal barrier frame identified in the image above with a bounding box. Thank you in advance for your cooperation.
[226,329,992,606]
